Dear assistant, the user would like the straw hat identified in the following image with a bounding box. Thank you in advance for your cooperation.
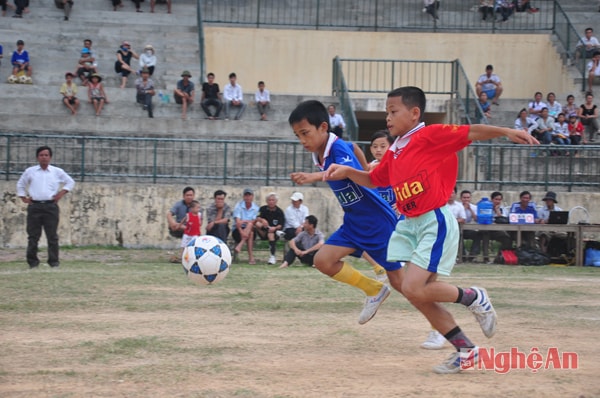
[144,44,155,54]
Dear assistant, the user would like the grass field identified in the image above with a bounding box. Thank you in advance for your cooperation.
[1,247,599,398]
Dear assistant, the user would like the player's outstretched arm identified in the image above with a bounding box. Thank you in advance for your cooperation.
[290,171,325,185]
[323,164,375,188]
[468,125,540,145]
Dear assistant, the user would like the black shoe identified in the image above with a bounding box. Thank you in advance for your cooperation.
[64,16,68,20]
[29,263,39,269]
[12,14,22,18]
[148,111,153,118]
[49,263,60,268]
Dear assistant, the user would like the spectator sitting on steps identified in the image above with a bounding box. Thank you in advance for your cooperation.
[173,70,195,120]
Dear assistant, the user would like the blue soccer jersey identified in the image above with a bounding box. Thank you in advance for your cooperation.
[313,134,401,270]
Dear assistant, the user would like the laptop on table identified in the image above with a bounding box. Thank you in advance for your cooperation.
[548,211,569,225]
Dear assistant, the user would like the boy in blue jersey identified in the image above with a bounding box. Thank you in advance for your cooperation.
[288,100,401,324]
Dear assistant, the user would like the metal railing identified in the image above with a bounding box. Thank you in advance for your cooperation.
[552,1,586,92]
[332,58,488,140]
[199,0,558,33]
[197,0,207,84]
[2,134,599,191]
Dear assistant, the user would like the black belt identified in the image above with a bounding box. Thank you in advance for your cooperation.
[31,200,54,204]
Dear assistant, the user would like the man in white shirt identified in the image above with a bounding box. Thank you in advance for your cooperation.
[223,72,246,120]
[278,192,309,241]
[255,80,270,121]
[475,64,503,105]
[327,104,346,138]
[460,190,481,260]
[16,146,75,268]
[527,91,547,120]
[574,27,600,64]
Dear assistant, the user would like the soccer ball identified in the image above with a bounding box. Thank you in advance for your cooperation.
[7,75,18,84]
[24,76,33,84]
[181,235,231,285]
[19,75,28,84]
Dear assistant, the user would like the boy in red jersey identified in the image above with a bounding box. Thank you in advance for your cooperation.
[178,200,202,259]
[325,86,538,373]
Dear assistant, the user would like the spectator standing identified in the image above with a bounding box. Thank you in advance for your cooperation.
[87,73,108,117]
[54,0,73,20]
[279,192,309,241]
[279,215,325,269]
[254,192,285,265]
[167,186,195,262]
[173,70,195,120]
[206,189,232,243]
[528,91,547,120]
[60,72,79,115]
[135,67,155,118]
[223,72,246,120]
[475,64,502,105]
[574,28,600,65]
[255,80,270,121]
[114,41,138,89]
[201,72,222,120]
[232,188,260,265]
[327,104,346,138]
[16,146,75,268]
[11,39,32,81]
[138,44,156,76]
[577,92,599,143]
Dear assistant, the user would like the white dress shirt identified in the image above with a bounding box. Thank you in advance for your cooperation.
[255,89,270,103]
[224,83,244,102]
[283,204,309,229]
[328,113,346,129]
[17,165,75,201]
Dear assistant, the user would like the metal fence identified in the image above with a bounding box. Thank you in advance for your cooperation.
[199,0,558,33]
[2,133,599,191]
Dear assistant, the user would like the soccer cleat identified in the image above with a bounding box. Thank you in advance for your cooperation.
[275,230,285,239]
[268,255,276,265]
[420,330,447,350]
[433,346,479,374]
[358,284,390,324]
[467,287,497,338]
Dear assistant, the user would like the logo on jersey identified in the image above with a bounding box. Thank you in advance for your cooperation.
[332,183,363,207]
[339,155,353,164]
[393,172,428,202]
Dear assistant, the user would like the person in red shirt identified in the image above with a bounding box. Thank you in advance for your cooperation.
[178,200,202,260]
[325,86,538,373]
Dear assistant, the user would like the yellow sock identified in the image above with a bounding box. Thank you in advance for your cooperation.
[372,263,386,276]
[332,262,383,296]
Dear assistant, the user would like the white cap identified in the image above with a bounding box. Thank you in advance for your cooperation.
[290,192,304,201]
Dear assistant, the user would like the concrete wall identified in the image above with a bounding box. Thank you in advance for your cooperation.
[2,181,598,249]
[205,28,573,99]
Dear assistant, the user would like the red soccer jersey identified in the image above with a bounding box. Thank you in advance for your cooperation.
[184,212,202,236]
[370,123,471,218]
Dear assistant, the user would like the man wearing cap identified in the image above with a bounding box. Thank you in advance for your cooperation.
[538,191,563,224]
[60,72,79,115]
[475,65,503,106]
[174,70,195,120]
[232,188,260,264]
[139,44,156,76]
[16,146,75,268]
[135,67,155,118]
[279,192,310,241]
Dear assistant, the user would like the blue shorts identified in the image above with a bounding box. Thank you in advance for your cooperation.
[387,205,458,276]
[483,88,497,100]
[327,224,402,271]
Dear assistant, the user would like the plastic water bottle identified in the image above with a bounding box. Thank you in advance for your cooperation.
[477,197,493,225]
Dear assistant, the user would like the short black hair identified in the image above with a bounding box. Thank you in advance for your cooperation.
[305,215,318,227]
[486,64,493,70]
[183,186,195,195]
[258,81,264,85]
[84,39,92,44]
[387,86,426,122]
[36,146,52,157]
[288,100,329,130]
[229,72,237,79]
[519,190,531,199]
[460,190,471,197]
[17,39,24,46]
[491,191,502,200]
[207,72,215,78]
[370,130,393,145]
[214,189,226,198]
[517,108,527,118]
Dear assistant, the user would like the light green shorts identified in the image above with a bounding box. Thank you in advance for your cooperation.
[387,205,459,276]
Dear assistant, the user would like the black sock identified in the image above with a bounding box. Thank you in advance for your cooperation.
[455,287,477,307]
[444,326,475,350]
[269,241,276,255]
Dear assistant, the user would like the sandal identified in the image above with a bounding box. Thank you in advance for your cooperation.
[248,259,256,265]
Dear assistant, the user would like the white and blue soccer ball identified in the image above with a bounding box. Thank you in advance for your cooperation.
[182,235,231,285]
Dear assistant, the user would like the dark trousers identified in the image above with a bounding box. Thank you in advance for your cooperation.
[283,243,315,266]
[462,229,481,255]
[201,98,222,118]
[136,92,153,115]
[330,126,344,139]
[26,202,60,267]
[15,0,28,15]
[206,224,230,243]
[283,227,298,241]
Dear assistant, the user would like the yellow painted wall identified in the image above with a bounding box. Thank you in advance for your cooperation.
[205,27,573,99]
